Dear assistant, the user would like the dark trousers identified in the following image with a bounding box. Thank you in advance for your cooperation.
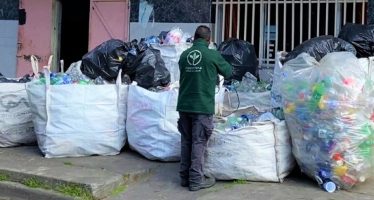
[177,112,214,186]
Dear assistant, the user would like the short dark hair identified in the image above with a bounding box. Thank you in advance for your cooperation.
[194,25,211,41]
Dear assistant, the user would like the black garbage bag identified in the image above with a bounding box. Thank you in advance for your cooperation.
[338,23,374,58]
[284,35,356,63]
[218,38,258,81]
[81,39,133,81]
[124,48,170,89]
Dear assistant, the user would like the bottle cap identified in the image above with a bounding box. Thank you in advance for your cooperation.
[323,181,336,193]
[359,176,366,182]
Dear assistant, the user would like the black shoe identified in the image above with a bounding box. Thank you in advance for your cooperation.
[189,176,216,191]
[181,179,189,187]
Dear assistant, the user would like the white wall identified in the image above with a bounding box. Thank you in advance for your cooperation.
[130,22,212,41]
[0,20,18,78]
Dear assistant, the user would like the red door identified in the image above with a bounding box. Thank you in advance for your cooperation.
[88,0,130,50]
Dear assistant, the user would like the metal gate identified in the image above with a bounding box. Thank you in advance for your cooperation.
[212,0,369,67]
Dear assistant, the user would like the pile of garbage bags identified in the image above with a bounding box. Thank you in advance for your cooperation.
[280,52,374,192]
[281,23,374,64]
[81,39,170,89]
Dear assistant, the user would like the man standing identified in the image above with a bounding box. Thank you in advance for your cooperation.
[177,25,232,191]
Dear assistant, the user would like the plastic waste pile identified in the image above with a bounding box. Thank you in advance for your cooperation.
[226,72,271,93]
[163,27,192,45]
[215,106,278,132]
[281,52,374,192]
[35,70,109,85]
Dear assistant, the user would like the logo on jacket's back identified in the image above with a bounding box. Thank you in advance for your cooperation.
[187,50,202,66]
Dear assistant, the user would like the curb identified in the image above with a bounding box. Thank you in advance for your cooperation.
[0,181,72,200]
[0,166,155,200]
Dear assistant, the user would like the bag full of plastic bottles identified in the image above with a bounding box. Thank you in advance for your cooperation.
[280,52,374,192]
[26,55,128,158]
[204,107,294,182]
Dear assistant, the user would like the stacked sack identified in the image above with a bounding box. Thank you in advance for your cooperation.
[26,56,128,158]
[281,52,374,192]
[204,107,294,182]
[0,73,35,147]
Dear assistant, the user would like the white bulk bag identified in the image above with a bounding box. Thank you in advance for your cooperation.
[26,58,127,158]
[205,119,294,182]
[0,82,35,147]
[126,84,180,161]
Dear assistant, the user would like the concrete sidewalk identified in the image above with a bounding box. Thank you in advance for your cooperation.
[0,146,373,200]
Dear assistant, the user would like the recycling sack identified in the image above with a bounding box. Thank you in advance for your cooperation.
[0,82,35,147]
[205,117,294,182]
[338,23,374,58]
[27,59,127,158]
[126,84,180,161]
[218,38,258,81]
[283,35,357,63]
[281,52,374,189]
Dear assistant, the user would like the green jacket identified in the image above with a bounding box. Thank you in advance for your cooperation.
[177,39,232,114]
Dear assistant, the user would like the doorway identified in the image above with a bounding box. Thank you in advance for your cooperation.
[59,0,90,71]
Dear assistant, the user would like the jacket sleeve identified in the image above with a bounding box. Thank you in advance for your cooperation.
[213,52,233,79]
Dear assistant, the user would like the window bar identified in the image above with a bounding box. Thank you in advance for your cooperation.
[326,0,329,35]
[237,0,241,39]
[317,0,320,36]
[353,0,356,23]
[334,0,338,36]
[229,0,233,37]
[267,0,271,66]
[222,0,226,40]
[308,0,312,39]
[343,0,347,25]
[244,0,248,41]
[300,0,304,44]
[276,0,279,54]
[214,1,219,43]
[292,0,295,49]
[259,0,264,66]
[283,0,287,51]
[252,0,256,44]
[361,0,365,24]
